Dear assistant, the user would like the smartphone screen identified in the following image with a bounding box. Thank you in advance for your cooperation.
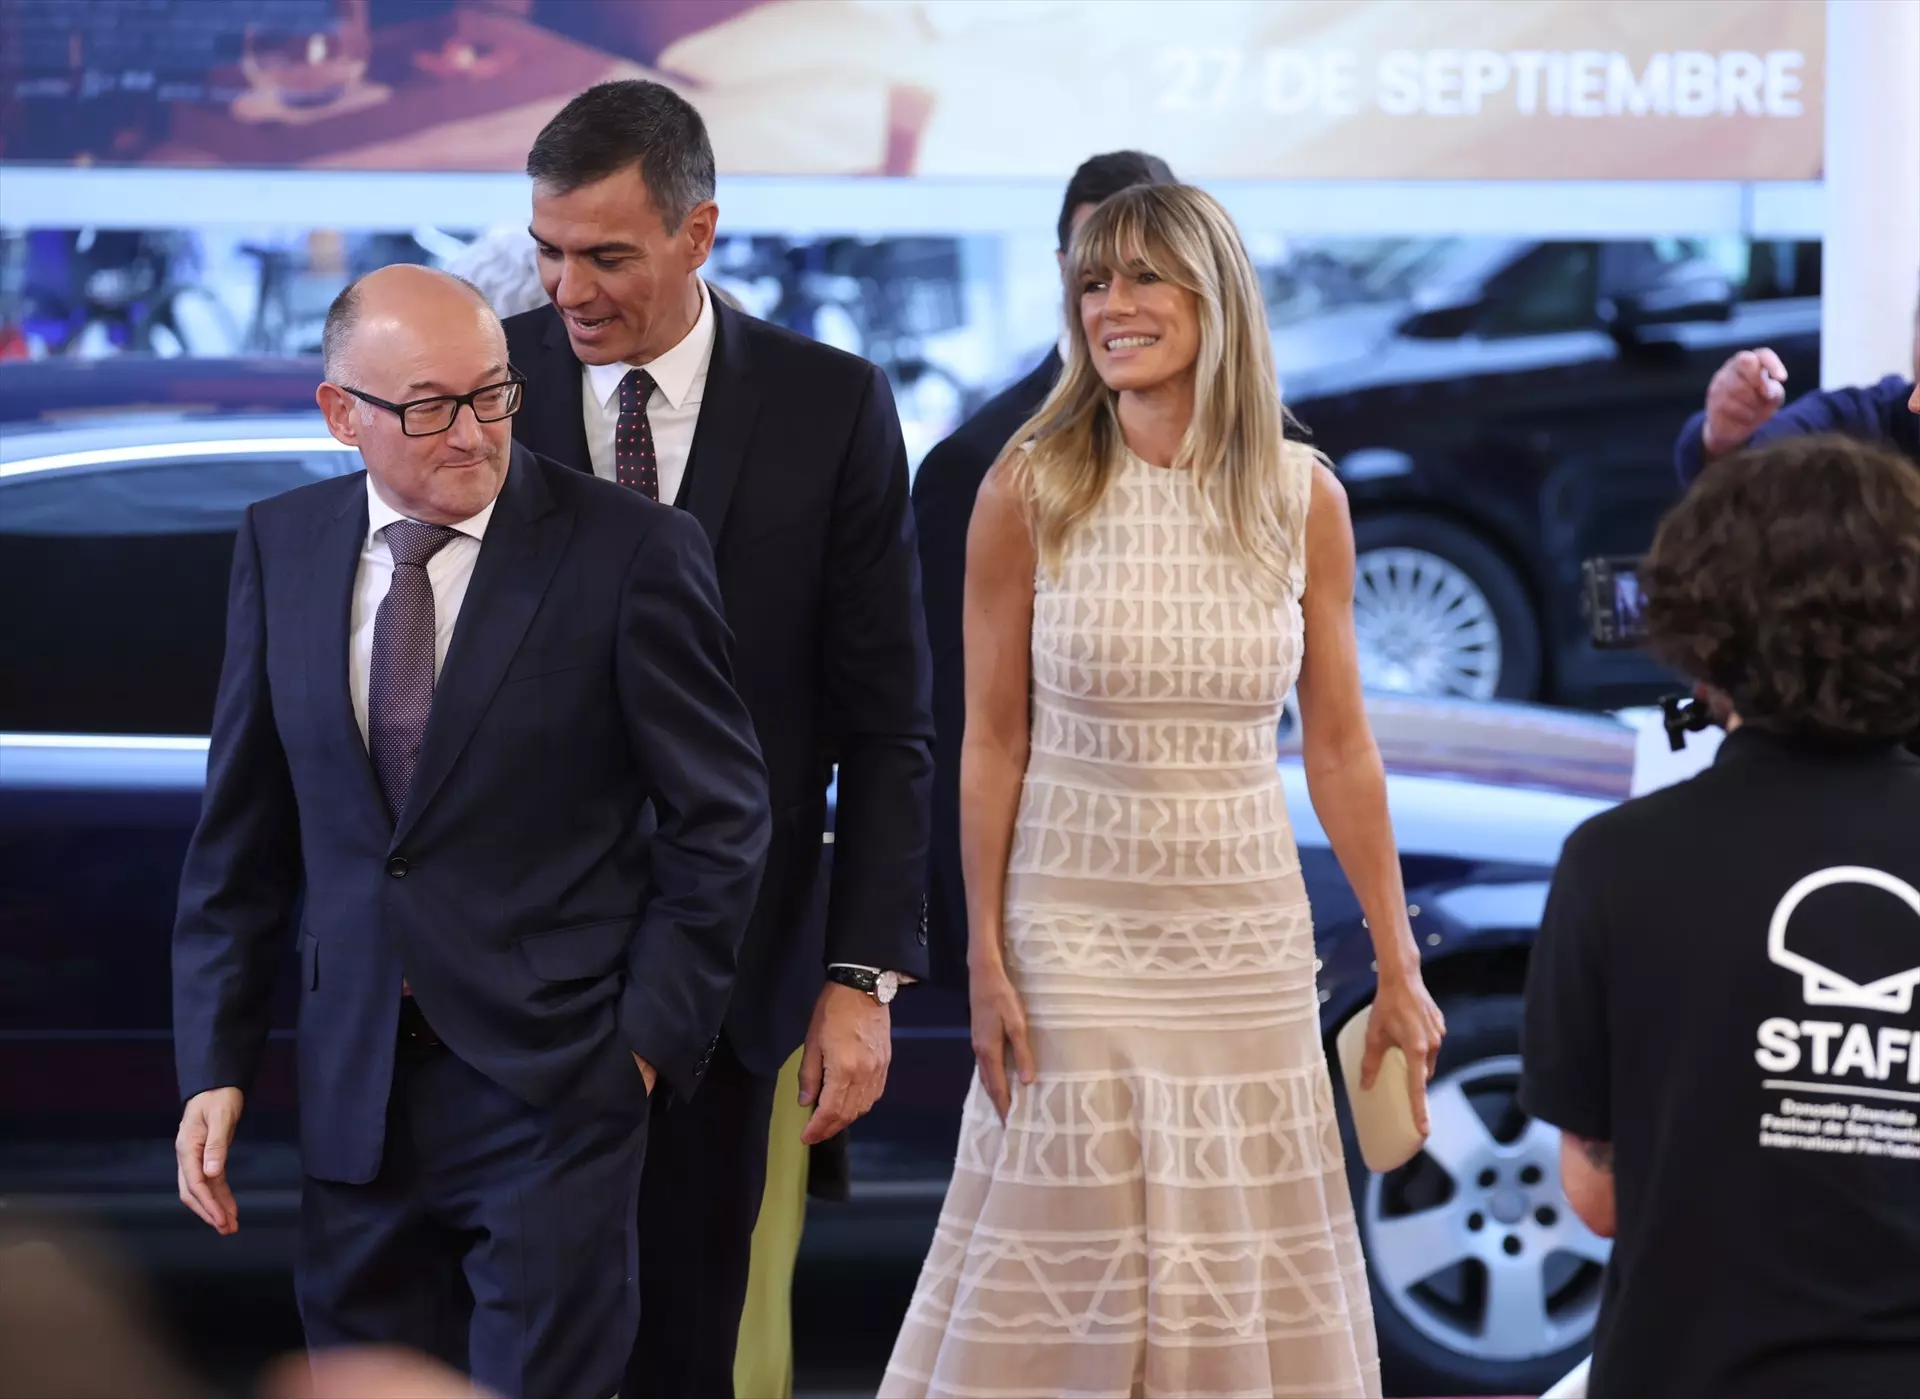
[1583,556,1646,649]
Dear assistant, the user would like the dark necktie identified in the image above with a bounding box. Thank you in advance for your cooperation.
[615,367,660,500]
[367,519,459,823]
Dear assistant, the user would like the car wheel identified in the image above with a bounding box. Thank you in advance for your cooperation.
[1331,994,1608,1396]
[1350,514,1541,700]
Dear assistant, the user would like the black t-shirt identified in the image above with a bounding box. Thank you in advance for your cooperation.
[1521,728,1920,1399]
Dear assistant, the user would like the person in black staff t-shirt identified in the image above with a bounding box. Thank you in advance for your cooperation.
[1522,434,1920,1399]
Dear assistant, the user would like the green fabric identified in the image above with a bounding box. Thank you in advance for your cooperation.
[733,1046,809,1399]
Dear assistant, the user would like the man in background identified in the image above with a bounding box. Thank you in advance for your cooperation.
[1673,295,1918,485]
[910,150,1174,989]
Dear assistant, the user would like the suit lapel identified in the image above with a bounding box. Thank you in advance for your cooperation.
[304,477,388,826]
[678,299,760,549]
[393,444,572,848]
[524,308,592,472]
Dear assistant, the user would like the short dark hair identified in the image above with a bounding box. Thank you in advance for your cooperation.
[1643,435,1920,741]
[1057,150,1175,252]
[321,278,366,381]
[320,270,488,381]
[527,80,715,232]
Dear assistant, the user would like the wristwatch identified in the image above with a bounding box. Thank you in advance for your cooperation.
[826,965,902,1005]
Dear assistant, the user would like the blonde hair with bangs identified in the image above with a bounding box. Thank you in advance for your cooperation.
[1006,183,1310,593]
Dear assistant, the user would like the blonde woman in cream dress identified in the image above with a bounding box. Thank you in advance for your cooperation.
[880,185,1447,1399]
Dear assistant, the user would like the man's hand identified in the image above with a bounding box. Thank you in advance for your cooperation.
[797,981,891,1146]
[1703,347,1788,457]
[632,1052,657,1097]
[176,1087,244,1235]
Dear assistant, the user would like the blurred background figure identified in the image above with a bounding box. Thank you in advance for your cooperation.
[1674,287,1919,484]
[257,1348,495,1399]
[437,226,550,321]
[0,1227,208,1399]
[0,1223,490,1399]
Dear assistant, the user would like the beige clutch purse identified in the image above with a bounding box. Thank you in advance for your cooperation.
[1336,1006,1428,1173]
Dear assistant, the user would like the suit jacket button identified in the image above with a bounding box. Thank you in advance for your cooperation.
[386,856,410,878]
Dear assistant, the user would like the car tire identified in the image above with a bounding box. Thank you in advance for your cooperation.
[1350,513,1541,700]
[1330,993,1606,1397]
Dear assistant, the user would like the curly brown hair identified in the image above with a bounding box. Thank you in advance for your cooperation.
[1643,433,1920,740]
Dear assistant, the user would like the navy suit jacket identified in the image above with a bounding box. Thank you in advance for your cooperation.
[504,300,934,1072]
[1674,373,1919,485]
[909,350,1060,988]
[173,443,771,1184]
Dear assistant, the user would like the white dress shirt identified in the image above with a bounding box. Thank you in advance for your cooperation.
[349,477,498,748]
[580,286,897,986]
[582,279,715,504]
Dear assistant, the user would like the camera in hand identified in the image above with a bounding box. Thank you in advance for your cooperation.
[1583,553,1713,751]
[1581,555,1647,649]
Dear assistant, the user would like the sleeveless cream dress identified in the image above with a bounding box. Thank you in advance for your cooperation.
[881,446,1380,1398]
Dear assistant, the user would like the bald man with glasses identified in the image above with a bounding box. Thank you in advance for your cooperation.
[171,265,770,1399]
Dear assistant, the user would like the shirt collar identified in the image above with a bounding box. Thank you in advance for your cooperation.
[585,279,715,412]
[364,473,496,546]
[1712,723,1919,768]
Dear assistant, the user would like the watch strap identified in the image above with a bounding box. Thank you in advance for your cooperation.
[826,965,882,995]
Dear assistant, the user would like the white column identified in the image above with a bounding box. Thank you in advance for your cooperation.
[1820,0,1920,388]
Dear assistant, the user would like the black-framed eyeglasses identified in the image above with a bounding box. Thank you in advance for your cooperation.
[341,372,526,437]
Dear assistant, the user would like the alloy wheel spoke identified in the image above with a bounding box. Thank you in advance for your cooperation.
[1420,1076,1500,1179]
[1368,1204,1475,1291]
[1481,1253,1554,1356]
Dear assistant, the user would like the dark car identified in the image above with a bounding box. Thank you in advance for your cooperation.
[1278,236,1821,707]
[0,355,326,427]
[3,408,1642,1394]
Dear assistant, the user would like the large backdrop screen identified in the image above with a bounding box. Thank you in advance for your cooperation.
[0,0,1824,179]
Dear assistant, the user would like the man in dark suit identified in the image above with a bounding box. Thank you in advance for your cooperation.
[502,82,935,1398]
[171,266,770,1399]
[910,150,1174,988]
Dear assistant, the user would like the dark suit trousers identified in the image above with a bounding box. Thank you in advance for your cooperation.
[623,1035,779,1399]
[298,1035,650,1399]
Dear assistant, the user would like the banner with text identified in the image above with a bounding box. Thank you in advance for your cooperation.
[0,0,1825,179]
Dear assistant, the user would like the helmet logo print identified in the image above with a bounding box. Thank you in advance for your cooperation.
[1767,866,1920,1015]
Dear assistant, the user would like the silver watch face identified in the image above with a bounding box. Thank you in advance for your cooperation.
[875,970,900,1004]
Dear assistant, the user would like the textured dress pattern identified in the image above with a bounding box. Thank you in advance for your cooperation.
[881,448,1380,1399]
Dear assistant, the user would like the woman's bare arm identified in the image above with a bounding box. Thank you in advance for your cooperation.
[959,458,1040,1118]
[959,458,1037,971]
[1295,462,1445,1118]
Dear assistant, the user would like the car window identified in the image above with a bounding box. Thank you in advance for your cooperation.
[0,452,354,735]
[1478,243,1599,339]
[1739,240,1822,302]
[1597,238,1717,294]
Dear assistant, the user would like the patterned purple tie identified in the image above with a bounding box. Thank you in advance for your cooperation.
[367,519,459,823]
[614,367,659,500]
